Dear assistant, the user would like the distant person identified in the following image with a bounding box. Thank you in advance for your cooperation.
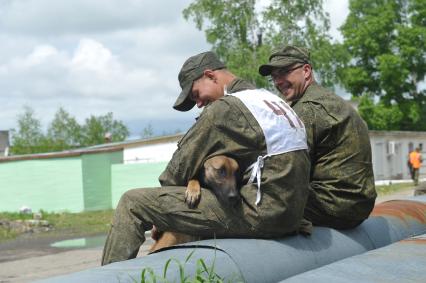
[409,147,423,186]
[101,51,310,265]
[407,150,415,180]
[259,45,377,229]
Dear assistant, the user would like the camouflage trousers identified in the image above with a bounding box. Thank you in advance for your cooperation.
[304,199,365,230]
[101,186,288,265]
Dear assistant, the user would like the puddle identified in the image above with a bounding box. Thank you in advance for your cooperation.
[50,235,106,249]
[50,231,151,249]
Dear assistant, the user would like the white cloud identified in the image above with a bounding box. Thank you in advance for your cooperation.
[0,0,350,139]
[0,0,188,35]
[0,0,208,137]
[71,39,116,72]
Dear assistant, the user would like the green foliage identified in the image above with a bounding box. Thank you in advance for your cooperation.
[10,106,130,155]
[80,112,129,146]
[183,0,336,88]
[375,182,415,196]
[0,228,18,242]
[357,94,404,130]
[10,106,50,154]
[138,249,242,283]
[185,0,426,131]
[47,107,82,151]
[339,0,426,130]
[0,211,34,221]
[42,209,114,234]
[141,124,154,139]
[0,209,114,241]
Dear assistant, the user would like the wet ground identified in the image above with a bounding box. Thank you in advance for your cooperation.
[0,232,154,283]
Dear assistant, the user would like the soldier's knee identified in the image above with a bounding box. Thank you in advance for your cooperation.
[117,188,158,212]
[117,189,143,211]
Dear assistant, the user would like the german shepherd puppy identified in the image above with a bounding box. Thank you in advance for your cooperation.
[149,155,240,252]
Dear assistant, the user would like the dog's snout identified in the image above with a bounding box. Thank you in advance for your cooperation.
[228,192,241,206]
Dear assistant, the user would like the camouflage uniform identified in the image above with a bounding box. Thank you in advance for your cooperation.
[259,46,376,229]
[291,83,376,229]
[101,78,310,265]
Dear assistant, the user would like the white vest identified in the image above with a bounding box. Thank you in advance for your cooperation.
[227,88,307,205]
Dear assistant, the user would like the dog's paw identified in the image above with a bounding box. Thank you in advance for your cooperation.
[185,190,201,208]
[185,179,201,208]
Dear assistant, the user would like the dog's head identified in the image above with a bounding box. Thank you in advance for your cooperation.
[201,155,241,207]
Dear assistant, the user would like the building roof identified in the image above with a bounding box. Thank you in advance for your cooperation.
[0,133,183,162]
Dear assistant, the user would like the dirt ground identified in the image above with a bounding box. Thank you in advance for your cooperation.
[0,232,154,283]
[0,189,417,283]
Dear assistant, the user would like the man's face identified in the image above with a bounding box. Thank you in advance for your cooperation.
[190,73,223,108]
[271,64,311,102]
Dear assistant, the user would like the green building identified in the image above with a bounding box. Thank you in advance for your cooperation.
[0,135,181,213]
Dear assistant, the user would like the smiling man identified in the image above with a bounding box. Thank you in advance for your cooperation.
[102,51,311,265]
[259,46,377,229]
[173,52,255,111]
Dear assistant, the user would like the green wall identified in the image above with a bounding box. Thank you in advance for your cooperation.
[0,151,169,212]
[81,151,123,211]
[111,161,168,208]
[0,158,84,212]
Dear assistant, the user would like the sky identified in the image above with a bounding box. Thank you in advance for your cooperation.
[0,0,348,139]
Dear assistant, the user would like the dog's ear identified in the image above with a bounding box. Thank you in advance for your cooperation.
[224,156,242,185]
[229,157,239,173]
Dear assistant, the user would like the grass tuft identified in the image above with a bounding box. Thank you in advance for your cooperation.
[0,209,114,242]
[139,249,242,283]
[375,182,414,197]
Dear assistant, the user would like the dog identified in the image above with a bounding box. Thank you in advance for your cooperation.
[149,155,240,253]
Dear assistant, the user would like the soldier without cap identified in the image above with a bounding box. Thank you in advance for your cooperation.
[259,46,377,229]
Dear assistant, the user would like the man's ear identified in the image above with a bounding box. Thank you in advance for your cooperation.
[203,69,216,81]
[303,64,312,80]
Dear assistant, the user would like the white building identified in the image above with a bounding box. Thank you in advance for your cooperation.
[119,131,426,182]
[369,131,425,181]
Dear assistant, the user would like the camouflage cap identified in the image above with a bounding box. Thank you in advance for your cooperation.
[258,45,310,76]
[174,51,226,111]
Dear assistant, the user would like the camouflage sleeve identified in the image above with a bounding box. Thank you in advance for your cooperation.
[158,111,218,186]
[294,102,334,162]
[159,97,261,187]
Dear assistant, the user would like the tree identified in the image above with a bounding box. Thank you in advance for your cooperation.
[10,106,48,154]
[183,0,336,88]
[80,112,129,146]
[10,107,130,154]
[357,94,404,130]
[47,107,82,151]
[141,124,154,139]
[338,0,426,130]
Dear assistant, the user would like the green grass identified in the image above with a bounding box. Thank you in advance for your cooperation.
[42,209,114,233]
[0,209,114,242]
[137,249,243,283]
[0,228,18,242]
[375,182,414,197]
[0,212,34,221]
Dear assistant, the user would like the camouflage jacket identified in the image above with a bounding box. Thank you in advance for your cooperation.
[159,78,310,235]
[291,82,376,225]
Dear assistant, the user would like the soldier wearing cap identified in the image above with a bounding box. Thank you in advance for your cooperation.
[102,51,311,265]
[259,46,377,229]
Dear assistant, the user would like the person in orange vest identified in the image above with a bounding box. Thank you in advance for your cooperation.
[409,147,423,186]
